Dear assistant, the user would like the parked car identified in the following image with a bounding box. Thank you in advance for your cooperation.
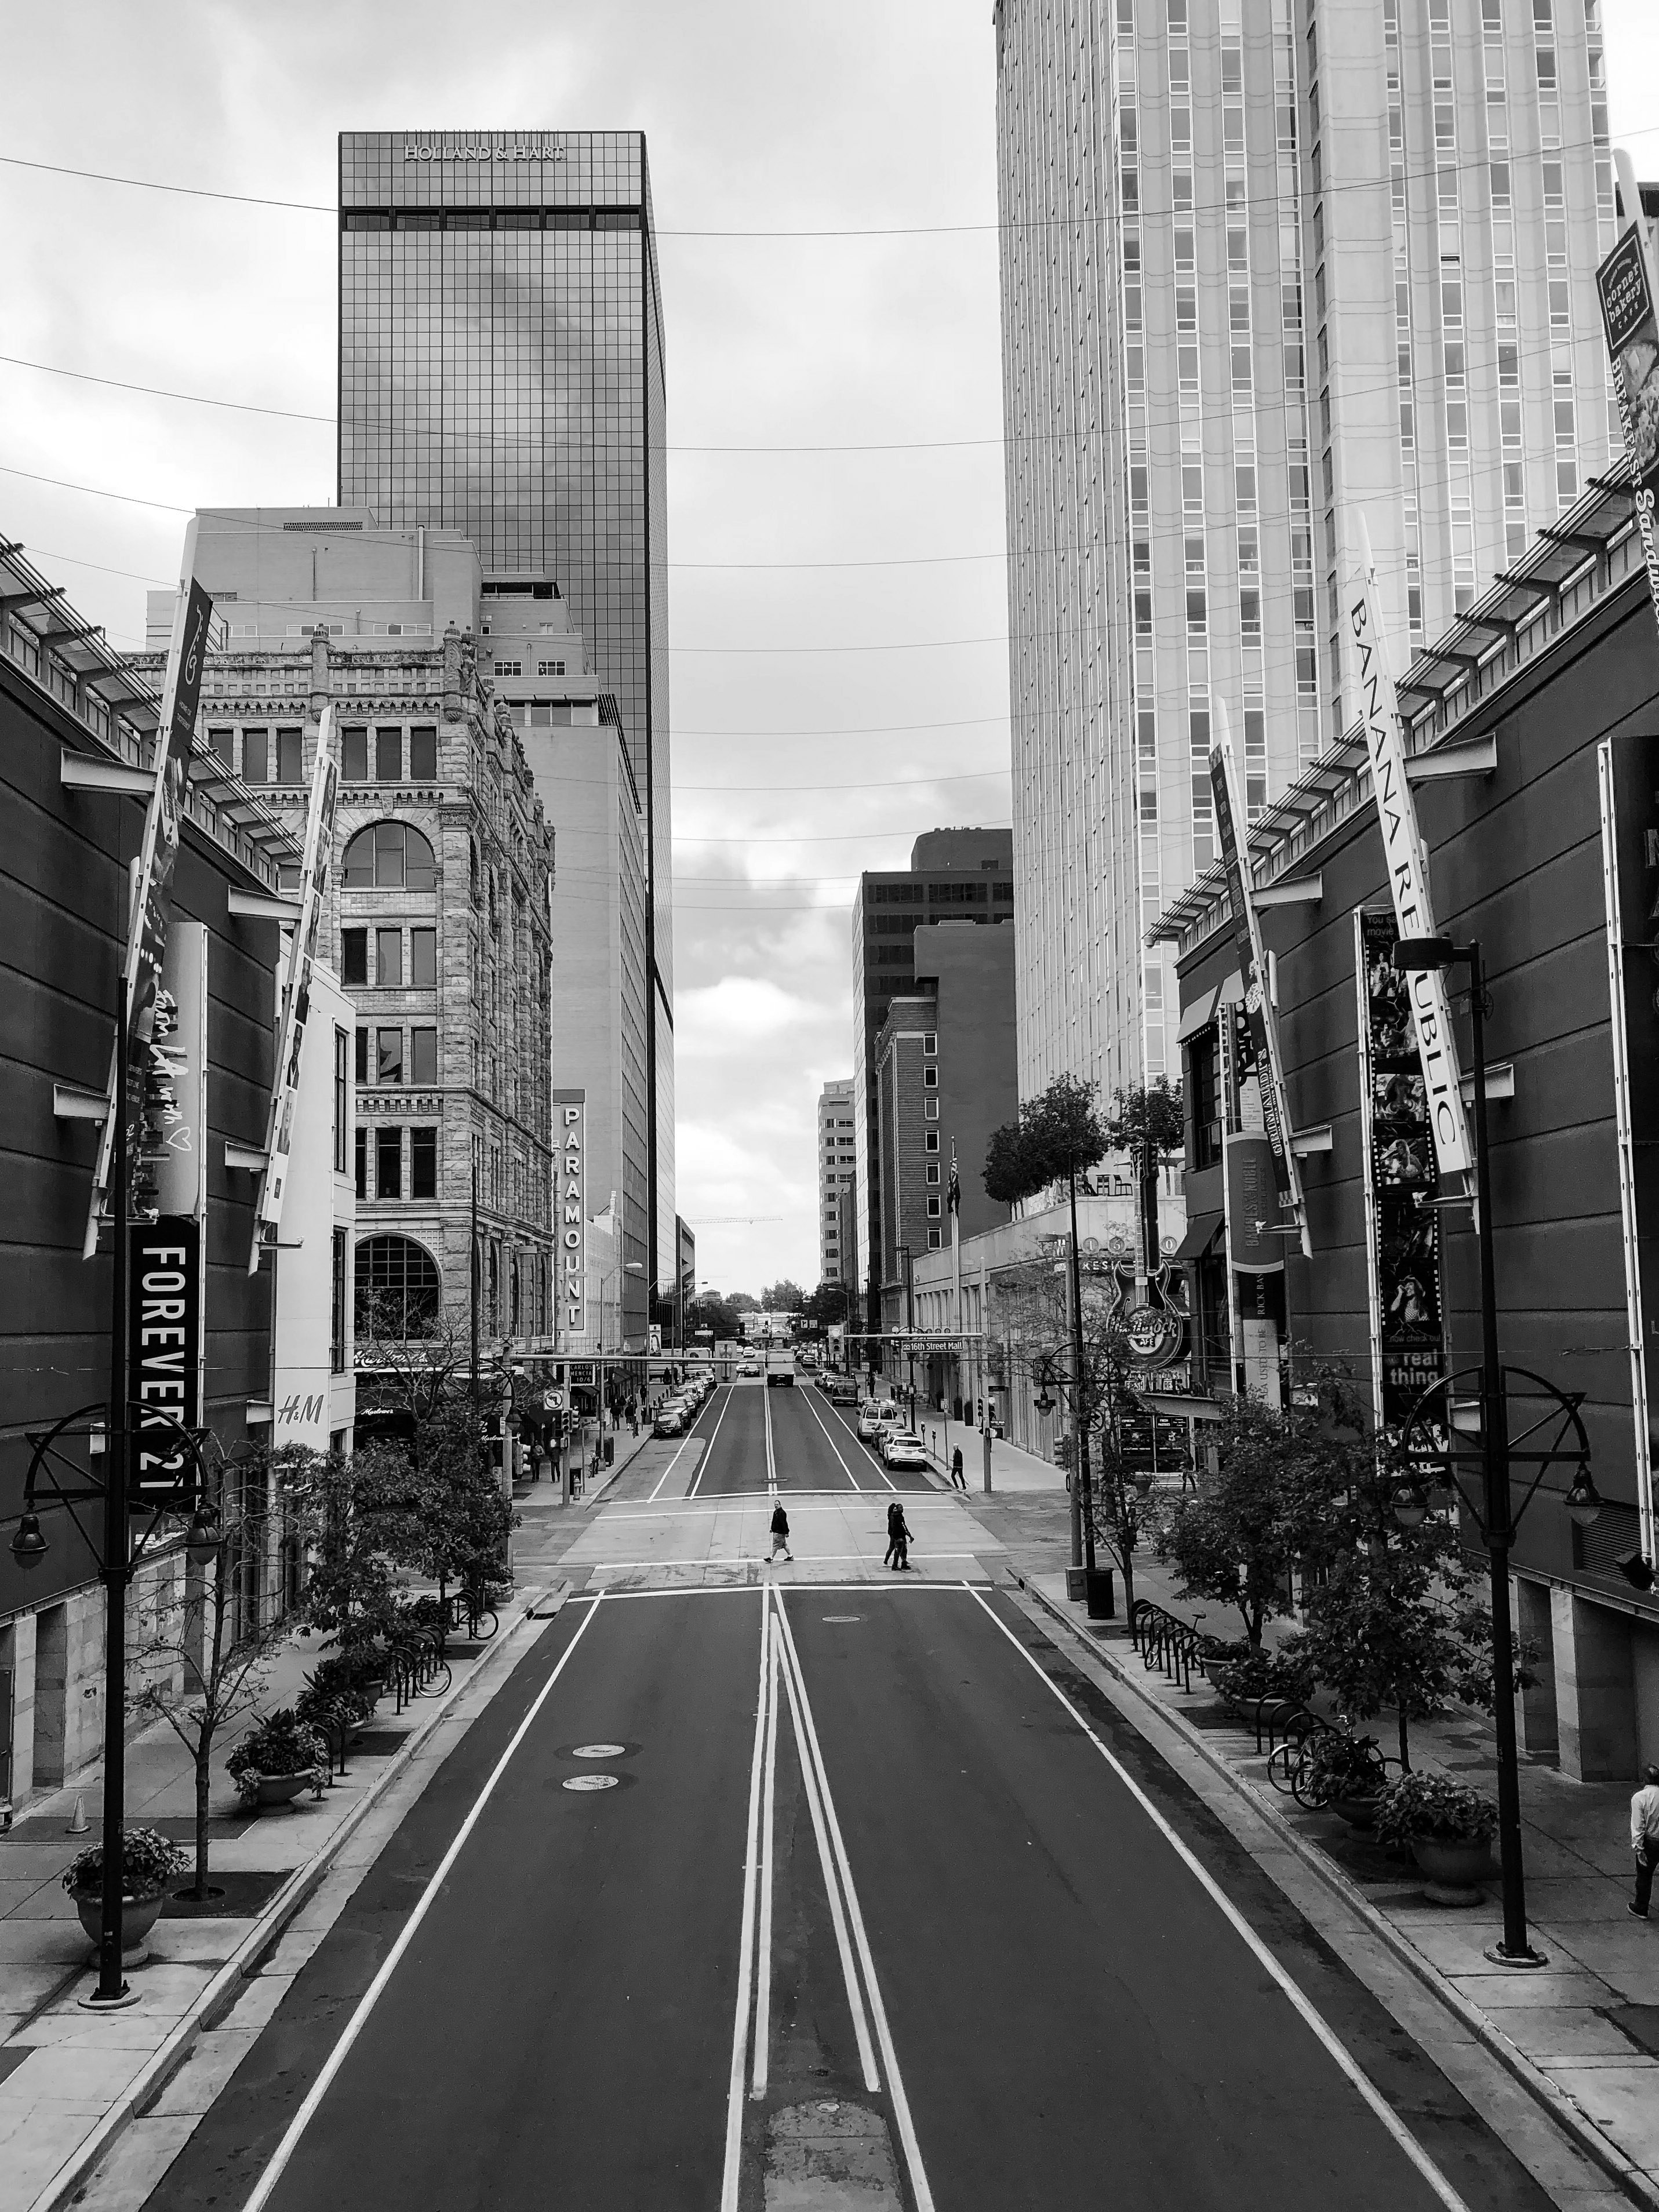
[856,1404,886,1441]
[653,1403,689,1438]
[881,1432,930,1472]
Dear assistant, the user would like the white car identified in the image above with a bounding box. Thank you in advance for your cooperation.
[881,1432,930,1471]
[856,1405,886,1442]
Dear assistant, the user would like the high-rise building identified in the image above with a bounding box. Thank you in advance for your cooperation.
[817,1078,856,1285]
[852,829,1014,1336]
[337,128,676,1308]
[872,922,1018,1330]
[994,0,1619,1094]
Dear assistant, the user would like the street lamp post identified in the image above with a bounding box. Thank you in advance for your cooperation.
[1392,933,1584,1968]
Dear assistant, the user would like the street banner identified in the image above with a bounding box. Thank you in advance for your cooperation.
[1356,910,1446,1430]
[1598,150,1659,638]
[1344,511,1474,1180]
[554,1089,587,1343]
[252,707,340,1268]
[1209,698,1309,1253]
[1597,736,1659,1563]
[128,1216,201,1510]
[1223,1130,1286,1274]
[85,529,213,1257]
[145,925,209,1222]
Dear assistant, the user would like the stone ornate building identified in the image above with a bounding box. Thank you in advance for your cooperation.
[141,525,555,1355]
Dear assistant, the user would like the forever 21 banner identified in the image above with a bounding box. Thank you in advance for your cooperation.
[128,1216,201,1509]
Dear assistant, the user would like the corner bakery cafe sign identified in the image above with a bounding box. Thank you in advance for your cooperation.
[403,139,565,161]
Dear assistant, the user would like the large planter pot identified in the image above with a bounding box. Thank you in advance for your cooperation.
[72,1891,165,1963]
[1330,1793,1382,1830]
[250,1770,312,1811]
[1411,1833,1493,1903]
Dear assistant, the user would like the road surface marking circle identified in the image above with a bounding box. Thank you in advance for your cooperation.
[573,1742,627,1758]
[563,1773,620,1792]
[821,1615,862,1623]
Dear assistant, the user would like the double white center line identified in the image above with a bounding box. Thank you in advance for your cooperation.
[720,1585,934,2212]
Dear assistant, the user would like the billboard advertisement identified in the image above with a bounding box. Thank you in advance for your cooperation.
[252,706,340,1268]
[1597,157,1659,636]
[128,1216,201,1511]
[1343,512,1472,1181]
[1355,911,1446,1430]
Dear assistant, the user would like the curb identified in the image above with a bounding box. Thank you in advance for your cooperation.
[1014,1572,1659,2212]
[26,1581,570,2212]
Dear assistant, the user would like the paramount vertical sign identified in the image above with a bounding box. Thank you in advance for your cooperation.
[553,1089,587,1341]
[1344,515,1473,1180]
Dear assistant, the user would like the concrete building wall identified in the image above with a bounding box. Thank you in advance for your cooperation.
[913,921,1020,1246]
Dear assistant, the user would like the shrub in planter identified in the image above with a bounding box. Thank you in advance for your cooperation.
[1373,1770,1497,1847]
[1303,1731,1387,1811]
[227,1710,329,1807]
[1214,1645,1315,1709]
[63,1825,187,1904]
[294,1656,379,1730]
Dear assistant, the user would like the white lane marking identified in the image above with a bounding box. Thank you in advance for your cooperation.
[751,1624,781,2099]
[685,1384,737,1500]
[772,1594,937,2212]
[763,1381,778,1497]
[583,1552,986,1571]
[962,1585,1471,2212]
[770,1583,881,2091]
[721,1595,771,2212]
[820,1393,899,1490]
[596,1581,986,1602]
[797,1384,873,1493]
[241,1595,606,2212]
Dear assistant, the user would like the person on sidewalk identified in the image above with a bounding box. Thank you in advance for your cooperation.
[950,1445,965,1489]
[1631,1763,1659,1918]
[769,1502,793,1563]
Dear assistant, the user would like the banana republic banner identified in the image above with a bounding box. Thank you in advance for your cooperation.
[1356,911,1446,1429]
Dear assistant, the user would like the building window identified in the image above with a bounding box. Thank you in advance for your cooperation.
[354,1124,367,1200]
[927,1229,943,1250]
[333,1027,348,1174]
[926,1197,942,1218]
[377,1027,403,1085]
[410,1126,437,1200]
[355,1232,441,1341]
[926,1164,941,1185]
[1188,1029,1221,1170]
[341,928,368,988]
[925,1098,939,1120]
[537,659,565,677]
[923,1067,938,1089]
[376,1125,402,1200]
[355,1026,369,1083]
[341,725,369,782]
[375,727,403,781]
[925,1132,940,1152]
[330,1228,348,1373]
[409,726,438,779]
[276,727,304,784]
[241,727,269,783]
[923,1032,937,1055]
[410,927,438,987]
[342,821,438,891]
[410,1026,438,1085]
[208,726,233,763]
[376,927,403,987]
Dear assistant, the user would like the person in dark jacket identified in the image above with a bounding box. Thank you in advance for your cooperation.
[885,1501,914,1571]
[950,1445,966,1489]
[769,1502,792,1562]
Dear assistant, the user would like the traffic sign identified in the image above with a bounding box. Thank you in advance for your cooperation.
[542,1387,566,1411]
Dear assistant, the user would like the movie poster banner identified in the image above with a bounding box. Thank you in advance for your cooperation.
[1598,152,1659,635]
[1356,910,1446,1429]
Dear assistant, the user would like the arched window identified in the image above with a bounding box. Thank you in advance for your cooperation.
[342,821,438,892]
[355,1234,442,1341]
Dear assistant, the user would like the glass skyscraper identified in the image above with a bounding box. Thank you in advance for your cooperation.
[995,0,1618,1099]
[337,128,676,1300]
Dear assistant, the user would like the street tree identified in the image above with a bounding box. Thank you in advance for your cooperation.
[803,1280,851,1329]
[761,1279,806,1313]
[128,1442,318,1900]
[1102,1079,1184,1270]
[984,1074,1109,1576]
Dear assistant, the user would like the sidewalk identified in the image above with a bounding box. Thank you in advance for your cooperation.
[0,1593,554,2212]
[1022,1555,1659,2207]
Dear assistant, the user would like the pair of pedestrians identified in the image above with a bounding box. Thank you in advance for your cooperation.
[884,1501,914,1572]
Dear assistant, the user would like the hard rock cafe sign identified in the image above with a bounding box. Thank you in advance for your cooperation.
[1101,1256,1188,1371]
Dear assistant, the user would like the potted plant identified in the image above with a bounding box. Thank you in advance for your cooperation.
[1198,1637,1251,1694]
[1214,1645,1314,1715]
[227,1709,328,1812]
[1304,1732,1388,1826]
[63,1826,186,1960]
[1375,1771,1497,1900]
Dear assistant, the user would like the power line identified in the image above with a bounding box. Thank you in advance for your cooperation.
[4,125,1656,234]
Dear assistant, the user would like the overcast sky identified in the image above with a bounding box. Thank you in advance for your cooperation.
[3,1,1657,1301]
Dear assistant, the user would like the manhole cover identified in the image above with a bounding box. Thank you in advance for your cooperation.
[563,1774,620,1792]
[822,1616,862,1624]
[572,1742,627,1759]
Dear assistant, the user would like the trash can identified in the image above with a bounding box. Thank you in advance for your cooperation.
[603,1435,615,1466]
[1085,1567,1115,1620]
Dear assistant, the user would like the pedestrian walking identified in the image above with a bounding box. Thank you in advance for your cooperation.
[884,1501,914,1571]
[1631,1763,1659,1919]
[769,1502,793,1563]
[951,1445,965,1489]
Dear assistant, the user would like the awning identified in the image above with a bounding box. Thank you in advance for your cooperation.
[1171,1211,1223,1262]
[1176,986,1219,1043]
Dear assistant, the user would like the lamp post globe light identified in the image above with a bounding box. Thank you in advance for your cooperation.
[1392,933,1600,1969]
